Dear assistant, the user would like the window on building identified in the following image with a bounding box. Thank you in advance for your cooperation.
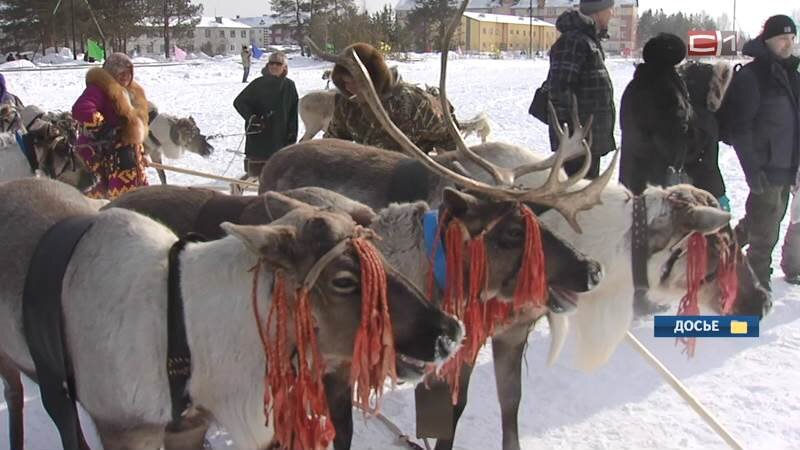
[241,30,246,38]
[187,30,194,38]
[231,44,235,51]
[219,30,225,37]
[205,29,211,38]
[483,28,486,34]
[160,44,165,53]
[230,30,236,37]
[146,43,154,53]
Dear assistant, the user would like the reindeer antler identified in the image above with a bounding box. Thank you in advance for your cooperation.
[305,1,618,232]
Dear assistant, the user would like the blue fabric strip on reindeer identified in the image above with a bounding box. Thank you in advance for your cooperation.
[423,210,447,291]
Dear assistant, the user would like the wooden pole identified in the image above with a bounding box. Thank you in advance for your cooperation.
[625,332,745,450]
[147,161,259,188]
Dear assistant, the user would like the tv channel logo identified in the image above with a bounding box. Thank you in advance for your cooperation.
[688,30,738,57]
[654,316,759,338]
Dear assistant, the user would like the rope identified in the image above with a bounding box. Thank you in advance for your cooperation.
[625,332,745,450]
[146,161,258,188]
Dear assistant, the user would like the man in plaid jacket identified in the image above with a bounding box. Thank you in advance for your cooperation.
[547,0,616,178]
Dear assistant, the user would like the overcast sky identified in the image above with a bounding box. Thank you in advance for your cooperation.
[195,0,797,36]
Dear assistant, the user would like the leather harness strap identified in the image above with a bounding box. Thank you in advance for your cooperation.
[23,214,96,450]
[167,232,208,423]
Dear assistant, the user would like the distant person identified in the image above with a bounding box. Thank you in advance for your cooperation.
[0,73,24,108]
[717,15,799,290]
[241,45,252,83]
[5,53,15,62]
[233,51,298,177]
[546,0,616,178]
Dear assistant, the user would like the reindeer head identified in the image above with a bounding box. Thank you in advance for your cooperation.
[26,114,94,191]
[439,188,602,307]
[224,192,463,380]
[642,184,770,318]
[0,104,22,133]
[173,116,214,157]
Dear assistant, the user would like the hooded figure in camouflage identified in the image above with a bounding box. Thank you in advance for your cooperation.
[546,0,616,178]
[324,42,459,153]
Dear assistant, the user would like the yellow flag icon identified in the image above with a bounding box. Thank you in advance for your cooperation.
[730,320,748,335]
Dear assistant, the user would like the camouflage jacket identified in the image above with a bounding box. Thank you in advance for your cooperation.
[324,81,459,153]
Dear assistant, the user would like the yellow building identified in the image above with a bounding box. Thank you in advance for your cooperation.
[458,12,557,54]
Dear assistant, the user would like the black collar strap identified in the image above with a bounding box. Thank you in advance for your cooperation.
[167,232,208,423]
[25,112,45,132]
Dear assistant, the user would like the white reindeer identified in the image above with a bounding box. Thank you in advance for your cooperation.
[0,178,462,450]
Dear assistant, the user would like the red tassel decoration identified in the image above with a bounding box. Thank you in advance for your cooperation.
[350,238,397,415]
[513,204,548,309]
[676,233,708,357]
[715,235,739,315]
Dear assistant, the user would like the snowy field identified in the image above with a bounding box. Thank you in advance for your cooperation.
[1,54,799,450]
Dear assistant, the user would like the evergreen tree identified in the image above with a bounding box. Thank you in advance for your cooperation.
[144,0,201,58]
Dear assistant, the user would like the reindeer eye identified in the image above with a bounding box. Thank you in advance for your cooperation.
[500,225,525,247]
[331,271,359,294]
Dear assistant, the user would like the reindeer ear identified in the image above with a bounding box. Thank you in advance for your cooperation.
[442,188,478,218]
[263,191,311,221]
[684,205,731,234]
[221,222,297,270]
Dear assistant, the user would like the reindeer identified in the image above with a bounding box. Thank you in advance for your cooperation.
[254,3,771,447]
[0,106,94,190]
[104,177,602,449]
[0,177,464,450]
[144,111,215,185]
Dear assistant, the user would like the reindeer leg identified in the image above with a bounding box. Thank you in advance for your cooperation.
[151,152,168,185]
[0,357,24,450]
[491,317,536,450]
[323,365,353,450]
[433,363,474,450]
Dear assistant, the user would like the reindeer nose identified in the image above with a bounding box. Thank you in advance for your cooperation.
[436,318,464,361]
[586,260,604,290]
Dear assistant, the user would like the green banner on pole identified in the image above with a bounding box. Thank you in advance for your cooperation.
[87,38,104,61]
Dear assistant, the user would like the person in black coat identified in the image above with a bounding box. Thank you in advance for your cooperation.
[717,15,800,289]
[233,51,299,177]
[547,0,616,178]
[619,33,691,195]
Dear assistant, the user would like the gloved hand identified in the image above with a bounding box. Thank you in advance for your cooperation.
[717,195,731,212]
[746,171,769,195]
[246,114,264,133]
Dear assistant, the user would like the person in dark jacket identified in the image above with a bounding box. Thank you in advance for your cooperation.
[233,51,299,177]
[680,60,734,207]
[717,15,800,289]
[619,33,691,195]
[547,0,616,178]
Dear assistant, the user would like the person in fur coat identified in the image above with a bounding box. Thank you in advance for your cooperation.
[72,52,150,199]
[324,42,458,154]
[679,60,734,207]
[619,33,691,195]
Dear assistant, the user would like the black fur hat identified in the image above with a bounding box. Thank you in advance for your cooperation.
[643,33,687,67]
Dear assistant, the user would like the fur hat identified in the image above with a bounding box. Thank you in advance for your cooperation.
[643,33,687,68]
[579,0,614,15]
[103,52,134,76]
[331,43,393,97]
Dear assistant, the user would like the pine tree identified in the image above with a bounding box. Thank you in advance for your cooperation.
[405,0,459,51]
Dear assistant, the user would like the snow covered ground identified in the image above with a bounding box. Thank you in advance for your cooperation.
[1,54,799,450]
